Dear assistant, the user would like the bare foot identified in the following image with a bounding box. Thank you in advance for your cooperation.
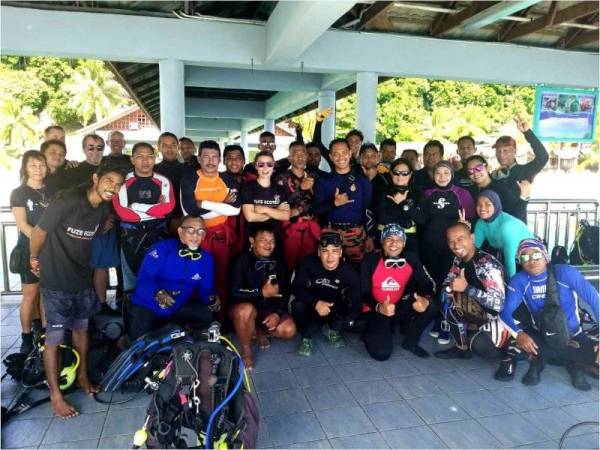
[256,332,271,350]
[51,395,78,419]
[242,350,254,371]
[77,375,100,395]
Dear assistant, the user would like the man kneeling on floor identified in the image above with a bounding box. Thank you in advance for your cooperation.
[435,222,509,360]
[291,232,361,356]
[230,223,296,369]
[127,215,219,341]
[497,238,599,390]
[360,224,436,360]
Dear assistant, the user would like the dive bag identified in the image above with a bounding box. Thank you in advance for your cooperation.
[569,220,599,265]
[135,325,259,449]
[539,265,571,350]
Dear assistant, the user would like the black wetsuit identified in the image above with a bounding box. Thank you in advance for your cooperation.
[154,159,189,216]
[290,255,361,337]
[230,252,289,317]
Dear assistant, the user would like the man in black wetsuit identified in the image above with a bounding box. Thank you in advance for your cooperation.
[290,232,361,356]
[412,140,444,191]
[453,135,477,189]
[154,131,187,218]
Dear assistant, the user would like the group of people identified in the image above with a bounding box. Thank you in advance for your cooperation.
[9,113,598,419]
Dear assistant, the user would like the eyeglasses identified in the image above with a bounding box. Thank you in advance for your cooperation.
[86,145,105,152]
[384,258,406,269]
[178,248,202,260]
[391,170,411,177]
[255,260,276,271]
[319,233,342,248]
[260,141,276,147]
[467,163,486,175]
[256,162,275,168]
[181,226,207,237]
[519,252,545,264]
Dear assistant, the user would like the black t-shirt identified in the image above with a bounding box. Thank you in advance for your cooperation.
[67,161,99,188]
[45,165,72,195]
[10,184,53,246]
[37,188,109,292]
[240,180,289,233]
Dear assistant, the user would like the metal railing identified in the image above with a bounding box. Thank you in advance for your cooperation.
[1,200,598,295]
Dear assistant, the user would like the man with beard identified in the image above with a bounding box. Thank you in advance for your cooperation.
[127,216,218,340]
[29,165,124,418]
[434,222,509,360]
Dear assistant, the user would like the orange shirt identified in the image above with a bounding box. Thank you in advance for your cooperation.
[194,173,229,228]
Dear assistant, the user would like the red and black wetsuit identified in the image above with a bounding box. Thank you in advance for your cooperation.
[359,251,436,361]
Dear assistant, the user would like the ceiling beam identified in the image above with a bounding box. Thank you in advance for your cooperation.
[265,0,354,65]
[502,1,599,42]
[556,12,599,48]
[185,66,323,92]
[185,98,265,119]
[497,5,535,41]
[460,0,541,31]
[185,131,230,139]
[563,29,599,48]
[358,1,393,30]
[185,118,242,131]
[431,2,498,36]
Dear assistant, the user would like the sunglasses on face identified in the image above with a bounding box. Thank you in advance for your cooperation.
[467,163,486,175]
[178,248,202,260]
[86,145,105,152]
[391,169,411,177]
[181,226,207,237]
[384,258,406,269]
[261,141,276,147]
[256,162,275,168]
[519,252,545,264]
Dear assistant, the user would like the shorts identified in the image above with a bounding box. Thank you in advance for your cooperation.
[20,268,39,285]
[91,228,120,269]
[41,287,99,330]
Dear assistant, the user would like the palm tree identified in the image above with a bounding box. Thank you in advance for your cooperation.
[62,60,128,125]
[0,99,39,148]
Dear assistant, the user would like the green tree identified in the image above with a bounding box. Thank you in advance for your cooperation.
[0,99,40,167]
[62,60,129,125]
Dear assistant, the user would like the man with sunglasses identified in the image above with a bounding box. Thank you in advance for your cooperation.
[491,117,549,187]
[113,142,175,292]
[180,140,241,314]
[126,216,218,340]
[359,224,436,360]
[291,232,361,356]
[498,238,598,390]
[67,134,106,187]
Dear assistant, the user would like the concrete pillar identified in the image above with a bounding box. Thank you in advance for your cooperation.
[240,130,248,159]
[356,72,378,143]
[159,59,185,137]
[264,119,275,134]
[318,89,336,148]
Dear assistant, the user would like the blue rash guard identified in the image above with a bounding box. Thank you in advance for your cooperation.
[132,238,215,316]
[501,264,599,337]
[313,170,372,226]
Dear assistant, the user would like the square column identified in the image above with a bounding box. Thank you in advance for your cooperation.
[264,119,275,134]
[356,72,378,143]
[318,89,336,148]
[159,59,185,137]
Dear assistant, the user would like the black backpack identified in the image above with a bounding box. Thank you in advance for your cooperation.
[550,245,569,265]
[539,265,571,350]
[569,220,599,265]
[137,329,259,449]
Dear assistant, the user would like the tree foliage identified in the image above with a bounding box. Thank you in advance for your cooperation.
[292,77,536,144]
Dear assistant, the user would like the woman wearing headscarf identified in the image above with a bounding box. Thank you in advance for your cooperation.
[474,190,534,278]
[415,160,475,342]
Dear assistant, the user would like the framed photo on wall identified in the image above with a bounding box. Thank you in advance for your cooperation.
[533,86,598,142]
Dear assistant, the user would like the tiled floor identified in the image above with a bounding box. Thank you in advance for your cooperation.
[1,301,599,449]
